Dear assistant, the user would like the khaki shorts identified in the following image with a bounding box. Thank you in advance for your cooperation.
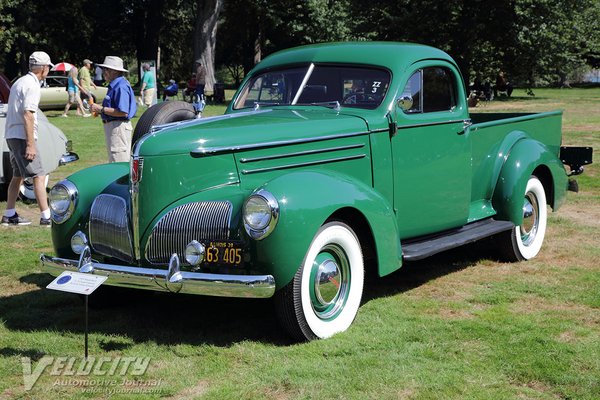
[103,120,133,162]
[6,139,45,178]
[143,88,155,106]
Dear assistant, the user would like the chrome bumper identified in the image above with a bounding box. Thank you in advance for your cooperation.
[59,152,79,165]
[40,247,276,298]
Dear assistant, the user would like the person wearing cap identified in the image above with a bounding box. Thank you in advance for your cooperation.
[62,64,89,117]
[89,56,137,163]
[78,59,97,104]
[2,51,54,226]
[139,63,156,107]
[162,79,179,101]
[195,59,206,99]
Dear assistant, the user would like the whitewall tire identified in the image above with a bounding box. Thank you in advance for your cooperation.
[276,222,364,341]
[498,176,547,261]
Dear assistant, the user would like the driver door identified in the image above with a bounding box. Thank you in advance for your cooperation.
[392,62,471,239]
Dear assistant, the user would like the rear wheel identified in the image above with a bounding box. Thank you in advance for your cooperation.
[132,100,196,147]
[275,222,364,341]
[497,176,547,261]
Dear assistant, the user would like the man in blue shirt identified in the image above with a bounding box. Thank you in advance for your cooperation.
[90,56,137,162]
[162,79,179,100]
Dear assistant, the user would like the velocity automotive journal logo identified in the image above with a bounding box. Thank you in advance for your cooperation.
[21,356,161,392]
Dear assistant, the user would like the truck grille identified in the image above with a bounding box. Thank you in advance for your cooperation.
[145,201,232,265]
[89,194,134,262]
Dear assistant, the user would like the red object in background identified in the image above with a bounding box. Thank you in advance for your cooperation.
[50,62,75,72]
[0,73,11,103]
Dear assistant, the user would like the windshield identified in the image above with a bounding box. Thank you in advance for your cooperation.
[233,65,391,110]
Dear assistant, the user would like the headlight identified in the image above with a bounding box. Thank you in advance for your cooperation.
[243,189,279,240]
[49,180,78,224]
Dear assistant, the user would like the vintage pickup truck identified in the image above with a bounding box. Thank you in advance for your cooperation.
[41,42,592,340]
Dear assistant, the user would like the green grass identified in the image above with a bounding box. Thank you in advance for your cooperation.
[1,89,599,399]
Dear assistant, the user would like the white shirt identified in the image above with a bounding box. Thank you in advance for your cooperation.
[6,72,41,140]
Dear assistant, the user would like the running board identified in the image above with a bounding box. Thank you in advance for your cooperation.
[402,219,515,261]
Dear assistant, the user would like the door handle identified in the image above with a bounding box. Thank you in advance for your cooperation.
[458,120,472,135]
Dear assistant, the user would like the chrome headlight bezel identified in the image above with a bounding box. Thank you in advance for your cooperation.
[49,180,78,224]
[70,231,88,255]
[243,189,279,240]
[185,240,205,267]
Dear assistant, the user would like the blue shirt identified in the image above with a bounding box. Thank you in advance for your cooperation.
[102,76,137,121]
[165,83,178,92]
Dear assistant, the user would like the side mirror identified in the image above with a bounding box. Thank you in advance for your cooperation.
[397,95,413,111]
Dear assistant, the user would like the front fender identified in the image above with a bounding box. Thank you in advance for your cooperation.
[492,139,567,225]
[51,163,130,257]
[253,171,402,289]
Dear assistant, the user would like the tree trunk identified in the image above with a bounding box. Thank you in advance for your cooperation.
[133,0,165,84]
[194,0,224,92]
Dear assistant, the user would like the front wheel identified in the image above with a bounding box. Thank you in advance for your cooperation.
[275,222,364,341]
[497,176,547,261]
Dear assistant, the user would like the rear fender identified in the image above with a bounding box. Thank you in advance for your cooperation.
[252,171,402,289]
[492,139,567,225]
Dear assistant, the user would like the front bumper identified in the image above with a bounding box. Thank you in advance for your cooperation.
[41,247,276,298]
[59,152,79,165]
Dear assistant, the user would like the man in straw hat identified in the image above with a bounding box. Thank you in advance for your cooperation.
[90,56,137,163]
[2,51,54,226]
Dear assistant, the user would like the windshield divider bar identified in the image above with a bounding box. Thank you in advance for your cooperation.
[291,63,315,105]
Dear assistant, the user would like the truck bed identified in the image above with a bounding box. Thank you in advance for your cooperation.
[467,110,563,222]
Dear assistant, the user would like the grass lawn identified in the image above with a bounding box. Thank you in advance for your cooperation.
[0,89,599,399]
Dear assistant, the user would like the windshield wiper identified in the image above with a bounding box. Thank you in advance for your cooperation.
[253,102,284,110]
[297,101,341,111]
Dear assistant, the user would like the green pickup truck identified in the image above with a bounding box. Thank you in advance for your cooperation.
[42,42,592,341]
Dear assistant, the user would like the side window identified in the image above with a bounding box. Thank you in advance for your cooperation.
[401,66,457,114]
[401,71,422,113]
[422,67,456,112]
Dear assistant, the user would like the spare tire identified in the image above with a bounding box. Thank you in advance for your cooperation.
[132,101,196,147]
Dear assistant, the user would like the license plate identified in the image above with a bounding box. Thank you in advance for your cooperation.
[205,241,243,266]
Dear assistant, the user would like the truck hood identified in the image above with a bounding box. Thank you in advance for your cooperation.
[137,108,370,157]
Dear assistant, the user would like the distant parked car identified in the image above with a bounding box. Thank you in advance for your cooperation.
[0,74,79,201]
[39,75,108,110]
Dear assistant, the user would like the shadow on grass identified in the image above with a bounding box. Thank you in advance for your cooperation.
[362,238,496,303]
[1,240,498,347]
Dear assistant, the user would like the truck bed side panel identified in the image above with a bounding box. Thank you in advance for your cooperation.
[468,111,563,222]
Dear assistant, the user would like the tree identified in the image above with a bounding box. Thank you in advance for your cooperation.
[193,0,224,92]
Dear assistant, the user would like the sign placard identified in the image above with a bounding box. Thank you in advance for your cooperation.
[47,271,107,295]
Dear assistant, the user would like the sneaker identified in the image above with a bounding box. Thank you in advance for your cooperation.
[40,217,52,226]
[1,213,32,226]
[83,113,91,118]
[61,114,68,118]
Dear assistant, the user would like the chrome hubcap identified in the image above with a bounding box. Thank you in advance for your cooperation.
[521,193,539,246]
[315,259,341,305]
[311,245,349,320]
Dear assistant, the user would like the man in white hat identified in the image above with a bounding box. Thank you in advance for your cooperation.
[90,56,137,163]
[2,51,54,226]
